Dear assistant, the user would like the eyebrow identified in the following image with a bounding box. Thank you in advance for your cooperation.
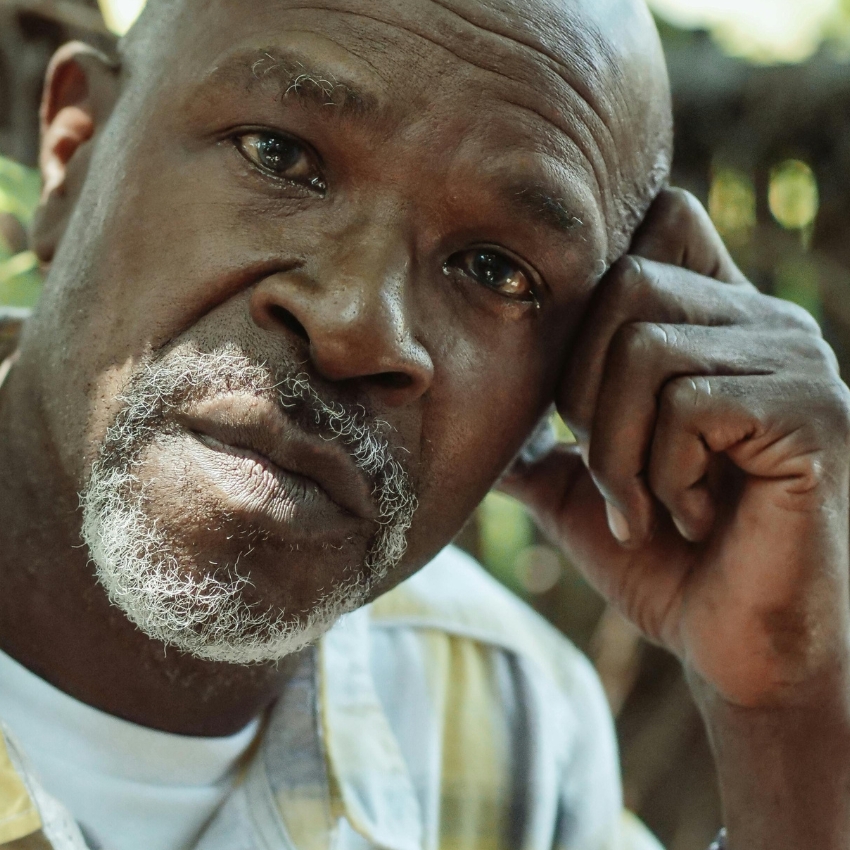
[212,50,379,117]
[506,184,585,236]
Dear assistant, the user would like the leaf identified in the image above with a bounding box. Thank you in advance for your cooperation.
[0,158,41,225]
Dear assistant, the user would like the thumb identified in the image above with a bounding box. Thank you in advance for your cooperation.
[631,188,749,286]
[498,442,598,544]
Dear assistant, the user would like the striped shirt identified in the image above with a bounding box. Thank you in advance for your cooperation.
[1,544,661,850]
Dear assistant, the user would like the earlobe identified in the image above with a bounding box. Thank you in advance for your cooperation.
[32,42,120,263]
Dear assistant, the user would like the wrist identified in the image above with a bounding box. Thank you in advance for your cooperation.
[694,671,850,850]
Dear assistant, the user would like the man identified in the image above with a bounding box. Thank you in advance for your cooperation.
[0,0,849,847]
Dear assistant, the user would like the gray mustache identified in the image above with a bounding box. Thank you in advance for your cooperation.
[103,343,417,568]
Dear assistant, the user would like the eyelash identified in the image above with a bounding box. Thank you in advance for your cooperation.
[233,130,327,194]
[443,248,541,308]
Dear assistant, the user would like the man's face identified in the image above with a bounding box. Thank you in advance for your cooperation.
[28,0,645,661]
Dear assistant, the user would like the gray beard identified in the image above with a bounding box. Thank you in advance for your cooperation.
[80,344,417,665]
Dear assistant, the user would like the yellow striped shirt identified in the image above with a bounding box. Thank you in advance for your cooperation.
[1,546,661,850]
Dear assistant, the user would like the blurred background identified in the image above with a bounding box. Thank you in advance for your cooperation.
[3,0,850,845]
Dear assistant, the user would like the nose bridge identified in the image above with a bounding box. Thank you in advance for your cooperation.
[333,216,410,313]
[249,213,433,400]
[316,214,417,358]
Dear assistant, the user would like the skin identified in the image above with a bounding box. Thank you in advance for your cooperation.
[0,0,848,846]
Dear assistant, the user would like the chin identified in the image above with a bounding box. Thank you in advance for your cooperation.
[83,496,381,664]
[79,450,383,665]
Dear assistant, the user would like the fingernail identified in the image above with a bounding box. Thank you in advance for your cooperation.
[606,502,631,544]
[673,516,696,543]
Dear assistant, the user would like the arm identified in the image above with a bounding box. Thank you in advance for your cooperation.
[503,189,850,849]
[700,681,850,848]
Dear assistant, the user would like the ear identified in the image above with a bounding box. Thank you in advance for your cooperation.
[31,42,120,264]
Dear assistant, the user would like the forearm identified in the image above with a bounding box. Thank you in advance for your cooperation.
[698,680,850,850]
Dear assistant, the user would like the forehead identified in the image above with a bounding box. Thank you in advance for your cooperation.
[178,0,621,101]
[153,0,625,244]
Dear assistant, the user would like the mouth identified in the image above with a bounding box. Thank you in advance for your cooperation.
[175,394,380,525]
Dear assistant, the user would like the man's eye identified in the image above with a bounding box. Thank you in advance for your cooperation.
[445,249,536,303]
[235,132,326,192]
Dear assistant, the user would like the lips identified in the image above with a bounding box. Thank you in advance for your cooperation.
[176,394,379,523]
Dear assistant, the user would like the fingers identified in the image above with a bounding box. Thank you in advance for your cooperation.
[560,256,811,448]
[630,188,750,286]
[557,233,836,550]
[646,373,817,543]
[647,375,740,543]
[498,442,587,540]
[549,187,834,553]
[586,325,792,545]
[604,354,847,548]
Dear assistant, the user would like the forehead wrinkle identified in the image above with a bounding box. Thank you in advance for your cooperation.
[404,1,617,169]
[499,94,608,231]
[420,0,618,227]
[507,184,584,235]
[291,4,617,238]
[273,4,614,143]
[426,0,614,126]
[315,31,389,83]
[421,0,654,213]
[276,5,613,224]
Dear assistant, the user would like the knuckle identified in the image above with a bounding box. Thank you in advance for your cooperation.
[663,375,709,416]
[673,188,707,224]
[811,336,842,376]
[655,187,702,228]
[772,296,823,336]
[610,321,673,368]
[775,331,839,378]
[821,379,850,442]
[606,255,653,306]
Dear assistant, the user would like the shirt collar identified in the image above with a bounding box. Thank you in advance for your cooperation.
[318,606,423,850]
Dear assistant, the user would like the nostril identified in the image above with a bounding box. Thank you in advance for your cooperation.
[371,372,413,390]
[269,304,309,343]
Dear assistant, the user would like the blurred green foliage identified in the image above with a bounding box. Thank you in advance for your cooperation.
[0,157,43,308]
[478,492,535,594]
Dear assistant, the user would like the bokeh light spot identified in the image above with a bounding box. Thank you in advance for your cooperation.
[478,492,533,593]
[514,545,563,595]
[768,160,820,231]
[97,0,146,35]
[708,167,756,245]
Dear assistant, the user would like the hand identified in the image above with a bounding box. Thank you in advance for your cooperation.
[503,189,850,711]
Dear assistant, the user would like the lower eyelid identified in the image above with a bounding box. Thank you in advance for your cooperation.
[232,138,326,194]
[442,263,539,308]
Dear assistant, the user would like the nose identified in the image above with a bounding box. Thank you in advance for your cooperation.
[249,231,433,405]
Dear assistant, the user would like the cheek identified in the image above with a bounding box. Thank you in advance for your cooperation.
[406,331,555,559]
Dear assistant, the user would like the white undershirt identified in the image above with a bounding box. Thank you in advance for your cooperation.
[0,648,261,850]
